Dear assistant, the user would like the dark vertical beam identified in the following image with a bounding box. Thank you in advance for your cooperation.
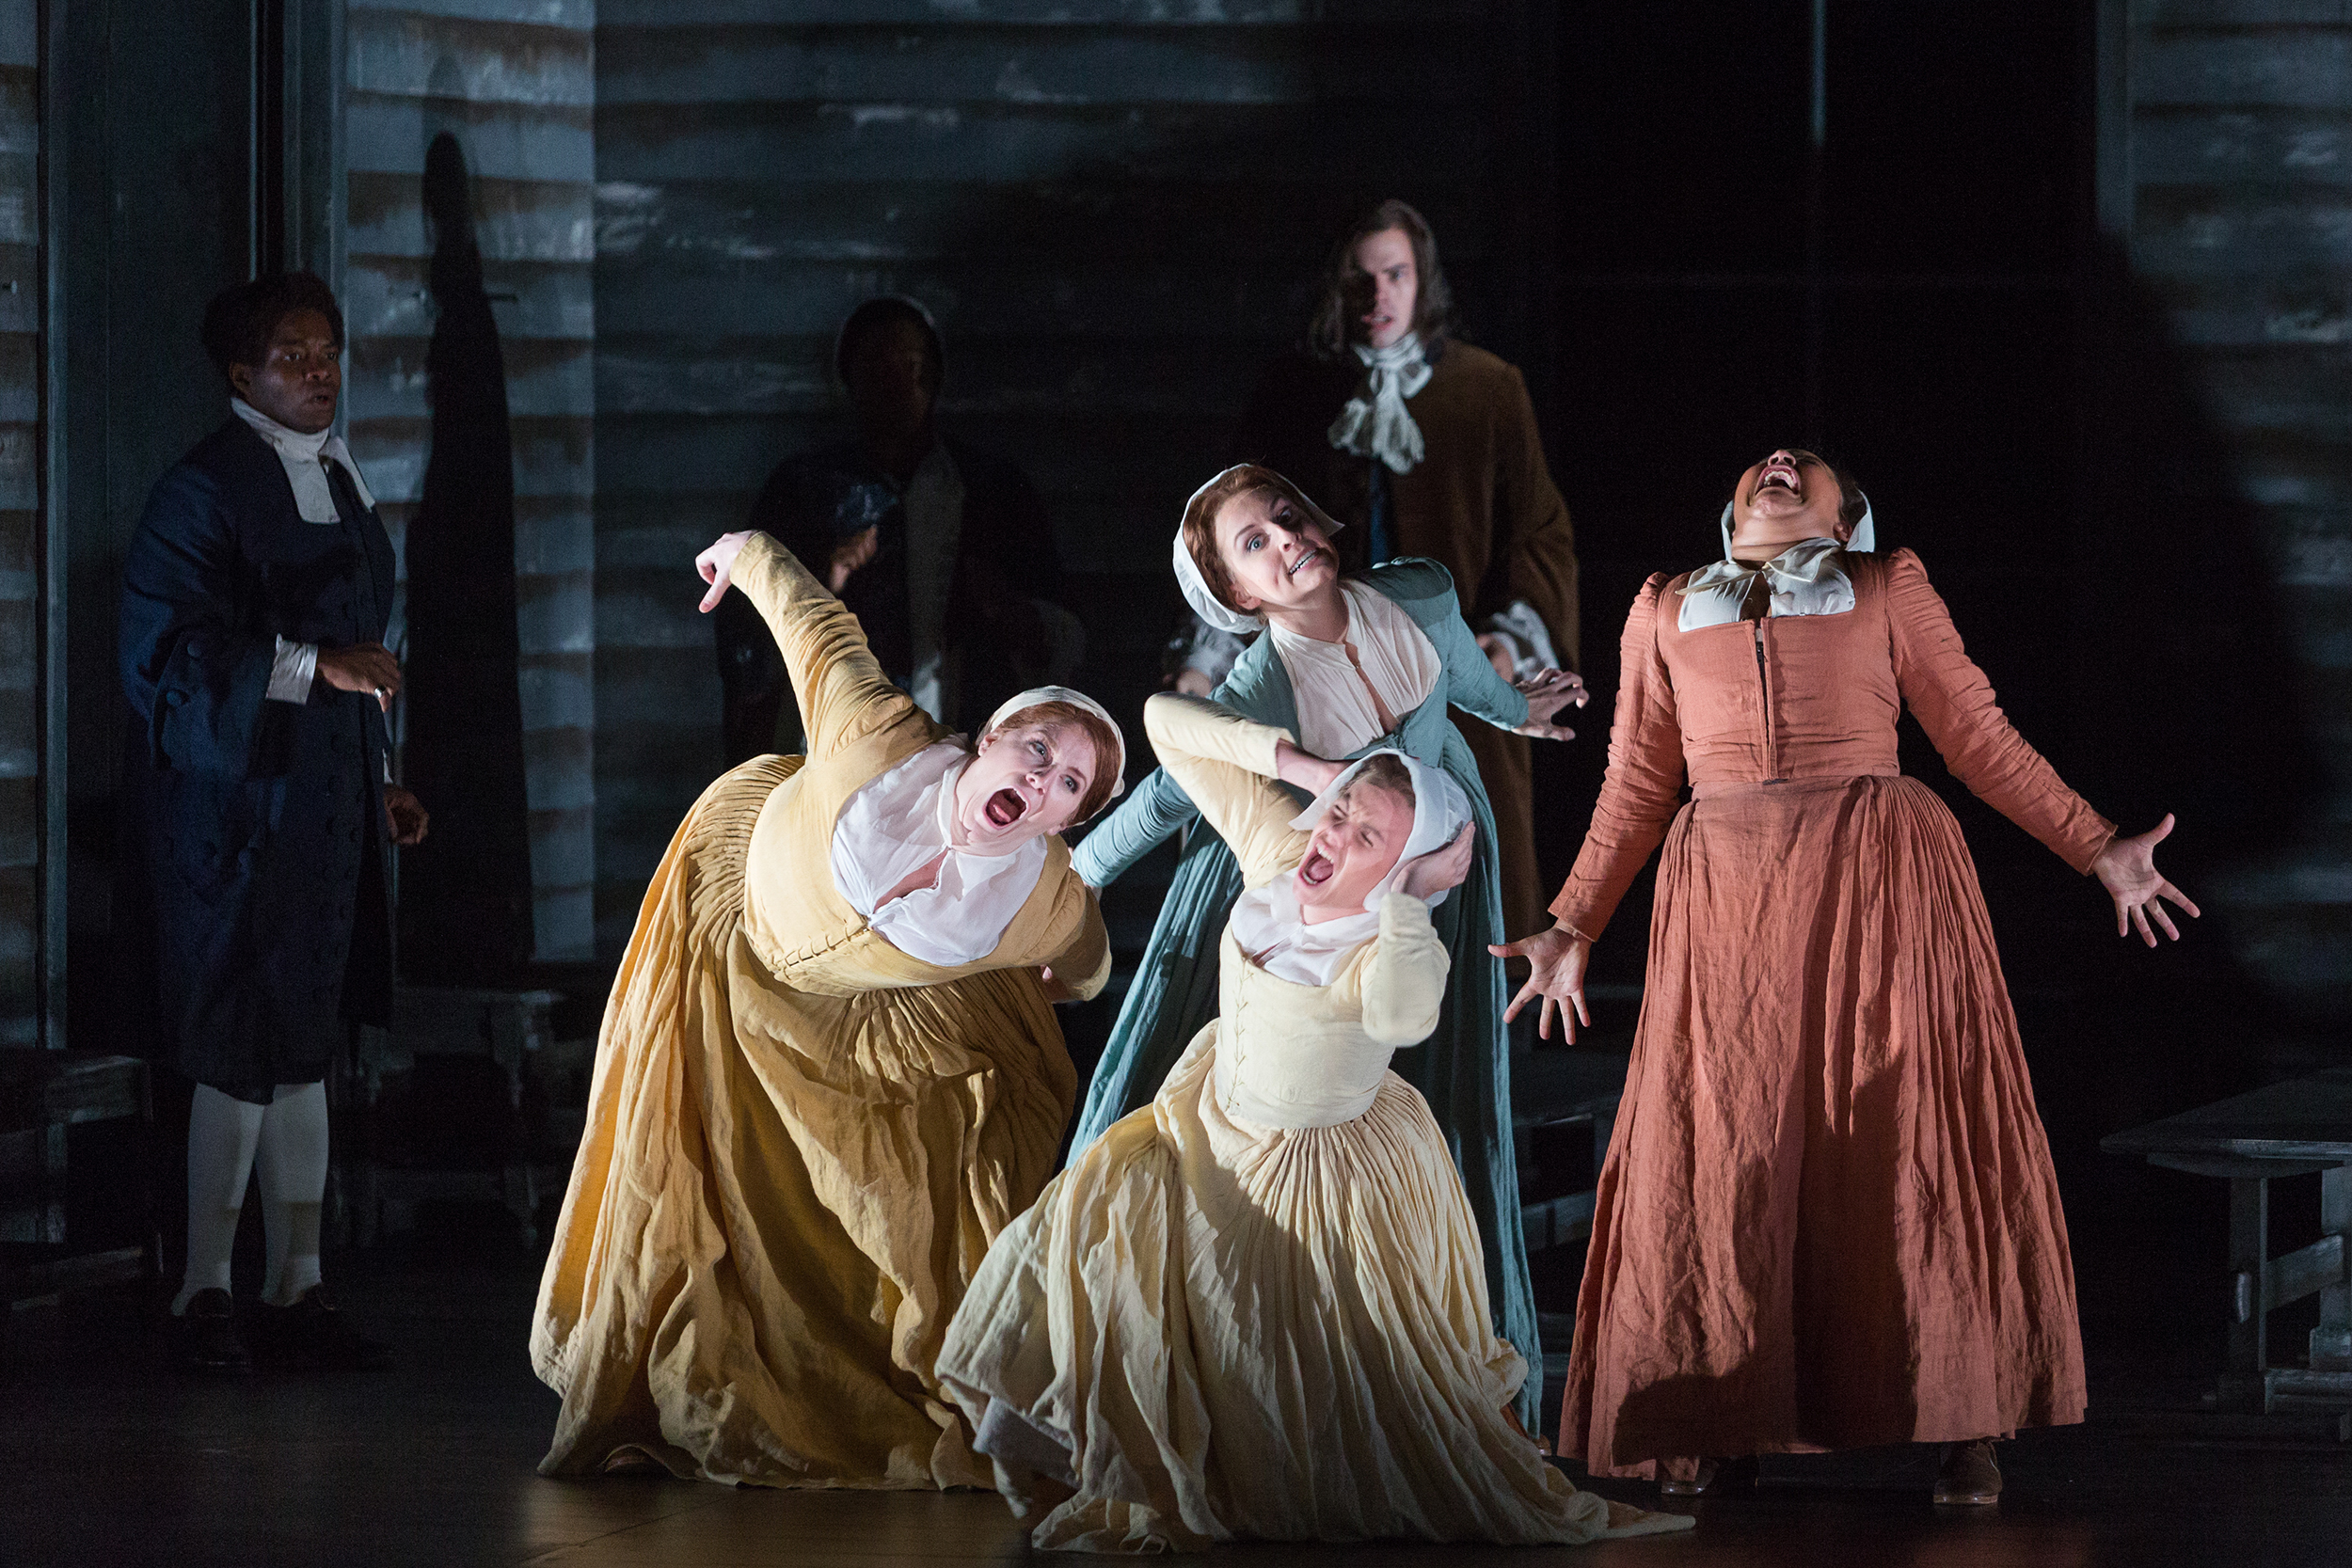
[1802,0,1826,445]
[2223,1174,2270,1412]
[40,0,64,1047]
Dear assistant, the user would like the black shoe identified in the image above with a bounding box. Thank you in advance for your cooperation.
[174,1288,253,1375]
[250,1285,392,1371]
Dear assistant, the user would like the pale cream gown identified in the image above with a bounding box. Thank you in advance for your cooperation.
[936,694,1691,1550]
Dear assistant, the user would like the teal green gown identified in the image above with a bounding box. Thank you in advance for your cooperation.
[1071,558,1541,1426]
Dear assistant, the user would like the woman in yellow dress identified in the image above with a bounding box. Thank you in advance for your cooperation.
[532,529,1122,1489]
[936,691,1692,1550]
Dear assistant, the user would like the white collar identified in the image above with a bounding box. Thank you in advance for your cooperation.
[1677,537,1856,630]
[1327,332,1431,474]
[230,399,377,524]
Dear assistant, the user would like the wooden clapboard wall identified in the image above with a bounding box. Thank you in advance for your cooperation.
[0,0,35,1045]
[2102,0,2352,1025]
[590,0,1553,953]
[342,0,597,960]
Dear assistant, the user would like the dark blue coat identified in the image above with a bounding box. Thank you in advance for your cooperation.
[117,419,397,1102]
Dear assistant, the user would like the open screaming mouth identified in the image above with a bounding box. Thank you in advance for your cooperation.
[984,788,1025,829]
[1297,850,1334,887]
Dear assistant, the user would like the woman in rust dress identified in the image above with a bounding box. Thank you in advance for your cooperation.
[1499,449,2197,1504]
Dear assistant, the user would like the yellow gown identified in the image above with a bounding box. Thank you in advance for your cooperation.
[937,695,1678,1550]
[531,532,1110,1489]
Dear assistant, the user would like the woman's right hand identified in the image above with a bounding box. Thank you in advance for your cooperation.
[316,641,403,710]
[1396,823,1475,901]
[1273,738,1346,796]
[696,531,755,612]
[1489,922,1593,1042]
[829,525,880,593]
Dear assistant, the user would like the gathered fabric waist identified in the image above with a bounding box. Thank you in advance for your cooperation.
[1689,767,1902,802]
[1212,1049,1383,1131]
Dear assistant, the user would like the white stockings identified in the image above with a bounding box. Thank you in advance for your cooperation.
[171,1081,331,1314]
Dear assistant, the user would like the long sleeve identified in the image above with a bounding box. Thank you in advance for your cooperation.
[1358,891,1450,1047]
[1071,761,1200,888]
[1493,365,1581,670]
[1885,549,2115,874]
[119,463,278,777]
[1426,578,1532,731]
[1549,575,1687,940]
[1140,693,1308,886]
[730,530,917,760]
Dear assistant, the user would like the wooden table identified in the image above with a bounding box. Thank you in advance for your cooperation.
[2102,1067,2352,1422]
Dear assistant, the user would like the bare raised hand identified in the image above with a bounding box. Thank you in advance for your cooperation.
[1512,666,1587,742]
[1396,823,1476,901]
[696,531,755,613]
[1488,922,1594,1042]
[2090,812,2201,947]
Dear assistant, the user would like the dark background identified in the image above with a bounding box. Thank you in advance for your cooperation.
[7,1,2346,1357]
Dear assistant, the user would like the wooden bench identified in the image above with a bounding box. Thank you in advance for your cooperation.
[2103,1067,2352,1431]
[0,1051,154,1359]
[1512,1049,1628,1253]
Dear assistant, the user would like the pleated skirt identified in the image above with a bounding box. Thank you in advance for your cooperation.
[1563,774,2087,1473]
[1066,726,1541,1424]
[940,1029,1652,1551]
[531,755,1077,1489]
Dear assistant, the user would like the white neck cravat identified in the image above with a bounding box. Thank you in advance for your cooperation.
[231,398,376,524]
[1677,537,1856,631]
[1327,333,1432,475]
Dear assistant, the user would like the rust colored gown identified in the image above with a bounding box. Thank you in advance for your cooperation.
[1553,547,2112,1475]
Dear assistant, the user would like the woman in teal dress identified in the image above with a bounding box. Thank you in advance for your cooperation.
[1071,465,1581,1426]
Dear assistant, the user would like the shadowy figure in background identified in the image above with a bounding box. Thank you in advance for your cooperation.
[396,132,534,979]
[714,296,1080,764]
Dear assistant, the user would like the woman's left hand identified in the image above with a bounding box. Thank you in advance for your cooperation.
[1037,965,1077,1004]
[1512,667,1587,742]
[1395,823,1475,901]
[2091,812,2201,946]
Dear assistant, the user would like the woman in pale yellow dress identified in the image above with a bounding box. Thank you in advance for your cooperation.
[532,529,1123,1489]
[935,691,1692,1550]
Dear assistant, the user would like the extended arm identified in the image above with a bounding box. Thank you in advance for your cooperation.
[703,531,917,759]
[1884,550,2114,874]
[1139,693,1311,884]
[1546,575,1687,942]
[1070,763,1202,888]
[119,465,277,776]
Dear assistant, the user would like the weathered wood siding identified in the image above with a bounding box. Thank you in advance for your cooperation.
[2109,0,2352,1022]
[0,0,37,1045]
[590,0,1552,953]
[343,0,596,960]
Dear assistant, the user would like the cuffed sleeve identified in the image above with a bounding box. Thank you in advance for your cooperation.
[1359,891,1450,1047]
[267,637,318,705]
[1884,549,2116,874]
[1549,574,1688,940]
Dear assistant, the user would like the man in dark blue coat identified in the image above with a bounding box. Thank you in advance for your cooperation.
[711,295,1079,764]
[119,273,427,1373]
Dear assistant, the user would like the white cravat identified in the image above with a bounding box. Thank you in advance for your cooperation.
[1327,333,1432,475]
[1676,537,1857,631]
[230,398,376,524]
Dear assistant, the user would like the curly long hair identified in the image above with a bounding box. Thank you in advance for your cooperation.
[1307,198,1456,363]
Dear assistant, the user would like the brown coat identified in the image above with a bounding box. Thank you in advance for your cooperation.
[1234,341,1580,938]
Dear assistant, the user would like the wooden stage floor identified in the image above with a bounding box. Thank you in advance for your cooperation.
[2,1242,2346,1567]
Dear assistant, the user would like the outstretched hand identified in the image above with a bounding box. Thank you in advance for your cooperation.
[2091,812,2201,947]
[696,531,755,613]
[1396,823,1475,902]
[1488,922,1593,1042]
[1512,667,1587,743]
